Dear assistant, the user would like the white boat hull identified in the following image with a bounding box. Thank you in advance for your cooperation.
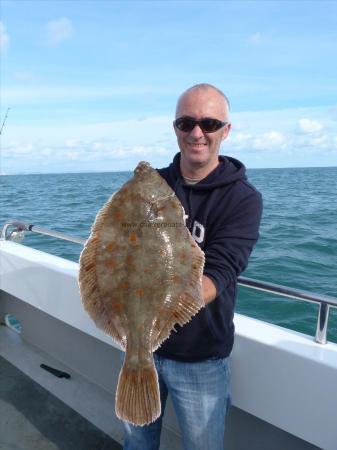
[1,240,335,449]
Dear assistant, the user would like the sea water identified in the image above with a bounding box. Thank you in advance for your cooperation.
[1,166,336,342]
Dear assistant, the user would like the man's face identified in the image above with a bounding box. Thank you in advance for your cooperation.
[174,88,231,172]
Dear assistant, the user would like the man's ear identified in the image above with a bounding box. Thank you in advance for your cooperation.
[173,120,179,137]
[221,123,232,141]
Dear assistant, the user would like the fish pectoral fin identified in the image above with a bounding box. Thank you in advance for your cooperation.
[115,363,160,426]
[152,290,203,351]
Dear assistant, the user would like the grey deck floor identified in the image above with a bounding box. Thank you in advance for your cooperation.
[0,355,122,450]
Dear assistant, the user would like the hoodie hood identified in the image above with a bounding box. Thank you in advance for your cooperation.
[161,153,247,190]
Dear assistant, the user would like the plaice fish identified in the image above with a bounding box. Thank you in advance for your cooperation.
[78,161,205,426]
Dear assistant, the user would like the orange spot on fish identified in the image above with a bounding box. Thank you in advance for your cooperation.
[173,275,181,284]
[119,281,129,290]
[115,211,124,220]
[112,303,123,312]
[179,250,188,262]
[130,233,137,242]
[106,243,115,252]
[125,255,133,265]
[105,258,117,269]
[170,200,180,210]
[135,288,144,297]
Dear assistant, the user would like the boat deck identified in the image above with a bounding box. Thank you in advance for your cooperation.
[0,325,122,450]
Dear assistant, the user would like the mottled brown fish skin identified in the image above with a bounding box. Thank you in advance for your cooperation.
[79,161,205,426]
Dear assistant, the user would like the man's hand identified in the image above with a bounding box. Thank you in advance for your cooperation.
[202,275,217,305]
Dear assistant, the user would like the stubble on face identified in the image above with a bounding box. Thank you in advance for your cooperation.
[174,87,231,179]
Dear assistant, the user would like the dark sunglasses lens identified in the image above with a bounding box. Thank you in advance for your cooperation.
[175,117,225,133]
[201,119,223,132]
[175,118,196,132]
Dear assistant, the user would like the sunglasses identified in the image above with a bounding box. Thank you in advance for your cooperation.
[174,116,228,133]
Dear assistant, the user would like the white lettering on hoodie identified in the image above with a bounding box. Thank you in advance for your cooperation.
[184,214,205,244]
[192,220,205,244]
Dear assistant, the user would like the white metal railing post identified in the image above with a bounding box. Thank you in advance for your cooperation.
[315,303,330,344]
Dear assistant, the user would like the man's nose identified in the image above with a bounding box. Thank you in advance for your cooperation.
[189,124,204,138]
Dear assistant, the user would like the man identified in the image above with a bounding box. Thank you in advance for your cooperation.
[123,83,263,450]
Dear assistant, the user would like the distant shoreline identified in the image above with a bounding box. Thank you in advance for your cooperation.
[1,165,337,176]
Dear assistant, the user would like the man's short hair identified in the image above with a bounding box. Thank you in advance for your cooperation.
[180,83,230,110]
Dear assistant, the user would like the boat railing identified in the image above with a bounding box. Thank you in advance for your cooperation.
[1,220,336,345]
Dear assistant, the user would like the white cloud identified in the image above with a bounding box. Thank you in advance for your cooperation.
[92,141,112,151]
[226,109,337,162]
[65,151,81,160]
[79,142,170,160]
[46,17,73,45]
[262,131,285,145]
[7,143,34,155]
[248,32,262,45]
[267,131,281,141]
[0,22,9,52]
[2,106,337,172]
[298,118,323,133]
[232,132,253,144]
[251,131,286,151]
[2,138,171,165]
[65,139,84,148]
[230,129,287,152]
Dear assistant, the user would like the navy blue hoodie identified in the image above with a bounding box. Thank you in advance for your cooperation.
[155,153,263,361]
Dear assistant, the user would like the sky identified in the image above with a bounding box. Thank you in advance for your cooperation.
[1,0,337,174]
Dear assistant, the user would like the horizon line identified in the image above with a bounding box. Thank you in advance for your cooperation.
[1,165,337,176]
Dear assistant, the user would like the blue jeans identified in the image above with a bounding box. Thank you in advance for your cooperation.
[123,354,231,450]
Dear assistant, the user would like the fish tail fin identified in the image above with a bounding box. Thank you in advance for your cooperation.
[115,363,160,426]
